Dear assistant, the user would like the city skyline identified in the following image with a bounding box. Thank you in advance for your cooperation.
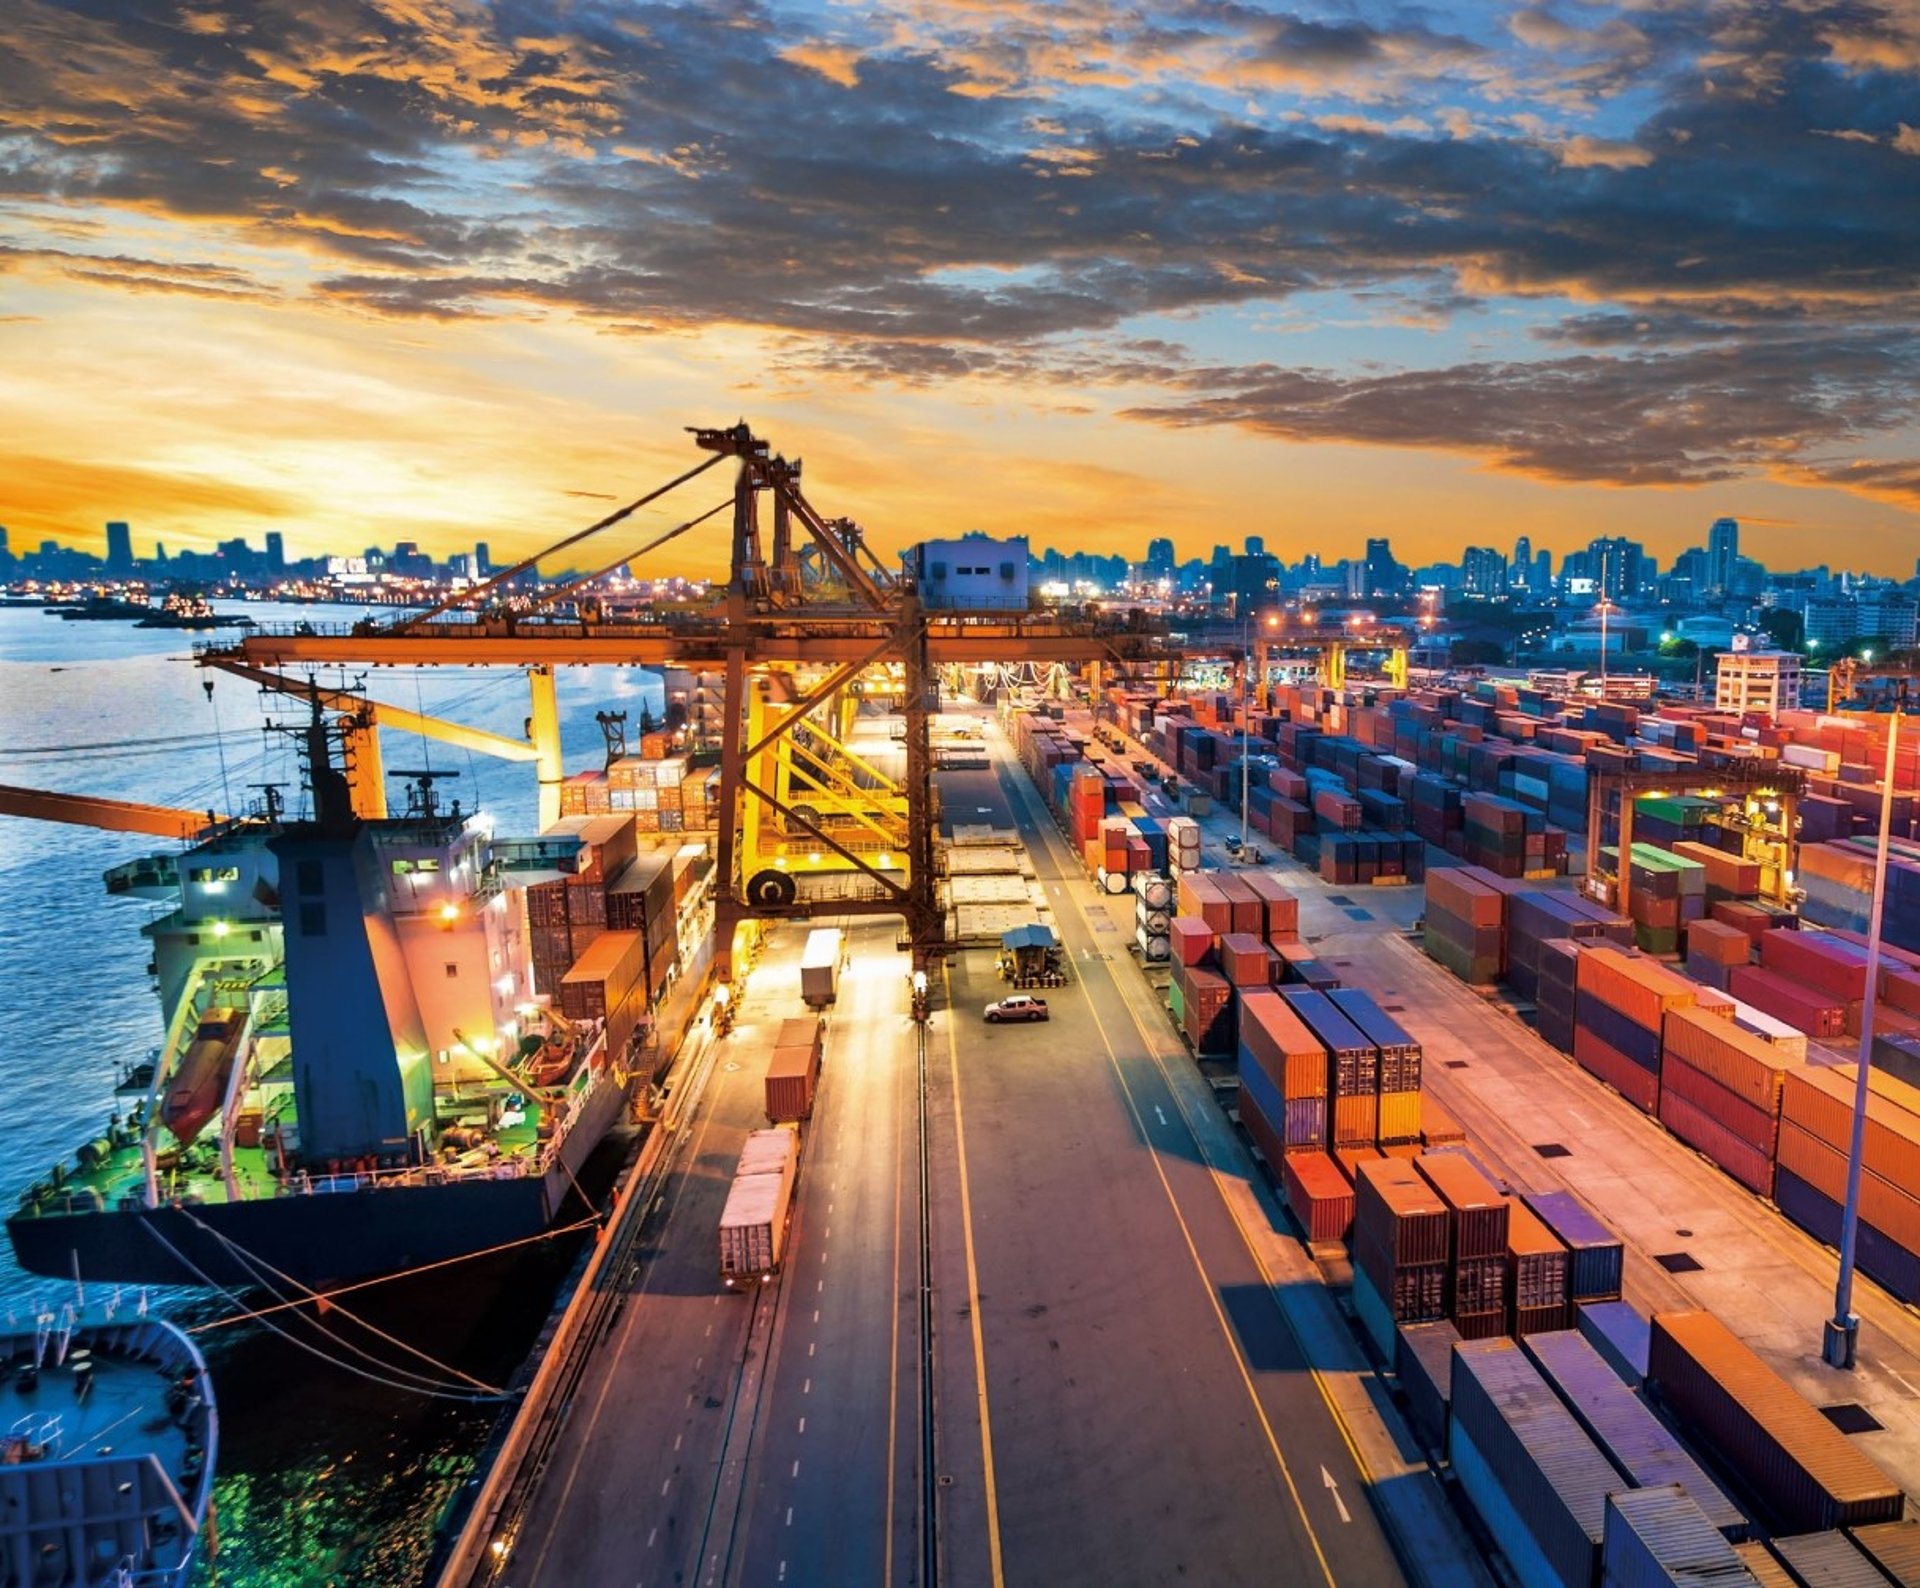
[2,3,1918,577]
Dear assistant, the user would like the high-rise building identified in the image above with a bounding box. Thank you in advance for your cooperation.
[1145,537,1176,581]
[104,520,132,575]
[1461,547,1509,596]
[475,542,492,576]
[1244,534,1265,557]
[1536,549,1552,591]
[264,531,285,567]
[1362,537,1403,597]
[1585,537,1646,601]
[1707,517,1739,597]
[1511,535,1532,589]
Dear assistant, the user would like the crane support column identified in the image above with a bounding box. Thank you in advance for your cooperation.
[713,646,749,982]
[529,665,563,831]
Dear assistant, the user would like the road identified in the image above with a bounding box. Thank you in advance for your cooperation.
[498,920,920,1588]
[919,723,1409,1586]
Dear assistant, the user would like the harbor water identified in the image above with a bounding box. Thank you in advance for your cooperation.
[0,603,665,1585]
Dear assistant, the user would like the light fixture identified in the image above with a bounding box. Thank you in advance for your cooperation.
[210,919,230,938]
[438,901,461,928]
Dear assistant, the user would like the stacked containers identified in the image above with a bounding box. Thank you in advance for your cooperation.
[1169,916,1213,967]
[1134,871,1172,964]
[1330,988,1424,1146]
[1521,1331,1747,1541]
[1573,946,1698,1115]
[1171,960,1234,1055]
[1218,932,1278,988]
[1758,930,1872,1035]
[1683,917,1752,992]
[1508,1201,1573,1337]
[1242,872,1301,944]
[1424,868,1506,984]
[1729,963,1846,1040]
[1213,873,1265,935]
[1535,937,1582,1054]
[1523,1192,1625,1304]
[1775,1065,1920,1303]
[1167,816,1203,871]
[1237,989,1329,1156]
[1352,1158,1450,1360]
[1647,1310,1904,1534]
[1416,1153,1511,1340]
[1177,872,1234,936]
[1577,1301,1650,1386]
[1657,1008,1801,1196]
[1284,989,1378,1149]
[1448,1338,1623,1588]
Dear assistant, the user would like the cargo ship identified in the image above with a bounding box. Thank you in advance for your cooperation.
[0,1306,218,1586]
[8,708,693,1293]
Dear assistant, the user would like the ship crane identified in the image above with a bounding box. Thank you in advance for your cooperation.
[194,420,1181,977]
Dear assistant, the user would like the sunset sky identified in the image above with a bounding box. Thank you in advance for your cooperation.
[3,0,1919,579]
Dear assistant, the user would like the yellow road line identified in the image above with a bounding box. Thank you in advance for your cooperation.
[1073,978,1339,1588]
[994,740,1340,1580]
[943,962,1006,1588]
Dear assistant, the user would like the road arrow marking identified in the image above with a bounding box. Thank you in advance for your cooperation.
[1322,1465,1351,1523]
[1154,1106,1168,1126]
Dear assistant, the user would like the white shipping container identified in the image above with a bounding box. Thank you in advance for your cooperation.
[720,1130,799,1287]
[1601,1486,1759,1588]
[1781,744,1838,773]
[1729,999,1809,1061]
[800,927,841,1007]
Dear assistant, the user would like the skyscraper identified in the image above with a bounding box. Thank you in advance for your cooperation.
[1462,547,1508,596]
[1707,518,1739,597]
[265,531,285,567]
[1145,537,1176,581]
[1244,534,1265,556]
[104,520,132,575]
[1362,537,1404,597]
[1511,535,1532,589]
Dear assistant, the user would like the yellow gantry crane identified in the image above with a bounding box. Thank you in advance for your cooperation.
[187,422,1173,975]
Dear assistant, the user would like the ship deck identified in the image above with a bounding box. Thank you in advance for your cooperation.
[45,1111,549,1213]
[0,1329,199,1493]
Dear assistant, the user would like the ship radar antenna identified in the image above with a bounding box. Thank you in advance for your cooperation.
[388,767,461,822]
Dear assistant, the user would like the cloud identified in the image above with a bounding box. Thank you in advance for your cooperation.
[1120,333,1920,503]
[1555,134,1652,169]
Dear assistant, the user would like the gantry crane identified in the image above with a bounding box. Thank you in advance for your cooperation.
[195,422,1175,975]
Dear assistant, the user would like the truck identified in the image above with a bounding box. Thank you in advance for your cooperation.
[719,1127,800,1289]
[799,927,841,1008]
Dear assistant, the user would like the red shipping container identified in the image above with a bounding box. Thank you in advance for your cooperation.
[1728,965,1846,1040]
[1658,1085,1774,1195]
[1239,990,1328,1099]
[1177,872,1234,935]
[765,1043,821,1122]
[1415,1153,1510,1260]
[1353,1158,1450,1267]
[1574,1027,1660,1113]
[1283,1151,1356,1243]
[1886,968,1920,1016]
[1760,932,1872,1002]
[1219,932,1276,988]
[1213,873,1265,935]
[1711,899,1779,947]
[1169,916,1214,968]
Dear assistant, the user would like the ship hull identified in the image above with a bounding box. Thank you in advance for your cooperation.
[9,1073,633,1291]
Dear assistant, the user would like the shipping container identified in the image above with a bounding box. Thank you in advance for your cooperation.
[1661,1009,1801,1118]
[1769,1530,1888,1588]
[1522,1330,1747,1540]
[1524,1192,1625,1302]
[1732,1543,1797,1588]
[1237,989,1329,1099]
[1396,1319,1461,1458]
[1600,1486,1759,1588]
[764,1041,821,1122]
[1450,1337,1624,1588]
[1577,1301,1650,1387]
[1283,987,1379,1096]
[1354,1157,1451,1269]
[800,927,841,1007]
[1282,1150,1356,1243]
[1330,987,1425,1093]
[1416,1152,1511,1260]
[1647,1311,1905,1535]
[719,1128,800,1288]
[1848,1520,1920,1586]
[1509,1201,1571,1333]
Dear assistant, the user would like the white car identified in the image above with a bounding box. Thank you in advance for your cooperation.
[983,995,1050,1023]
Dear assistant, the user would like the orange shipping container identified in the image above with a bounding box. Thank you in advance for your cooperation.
[1775,1121,1920,1252]
[1685,918,1753,967]
[1333,1093,1379,1149]
[1377,1091,1422,1145]
[1661,1008,1801,1115]
[1237,989,1328,1099]
[1177,872,1234,936]
[1576,945,1699,1031]
[1426,868,1505,928]
[1781,1067,1920,1190]
[1671,840,1762,897]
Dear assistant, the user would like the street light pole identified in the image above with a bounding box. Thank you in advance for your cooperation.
[1825,708,1902,1369]
[1241,612,1253,854]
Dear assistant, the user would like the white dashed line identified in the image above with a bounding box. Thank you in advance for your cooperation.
[673,1433,682,1451]
[803,1378,811,1394]
[798,1417,806,1433]
[786,1506,795,1527]
[808,1341,815,1357]
[791,1459,801,1477]
[660,1477,672,1496]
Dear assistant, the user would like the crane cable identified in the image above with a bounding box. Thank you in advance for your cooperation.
[137,1218,510,1402]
